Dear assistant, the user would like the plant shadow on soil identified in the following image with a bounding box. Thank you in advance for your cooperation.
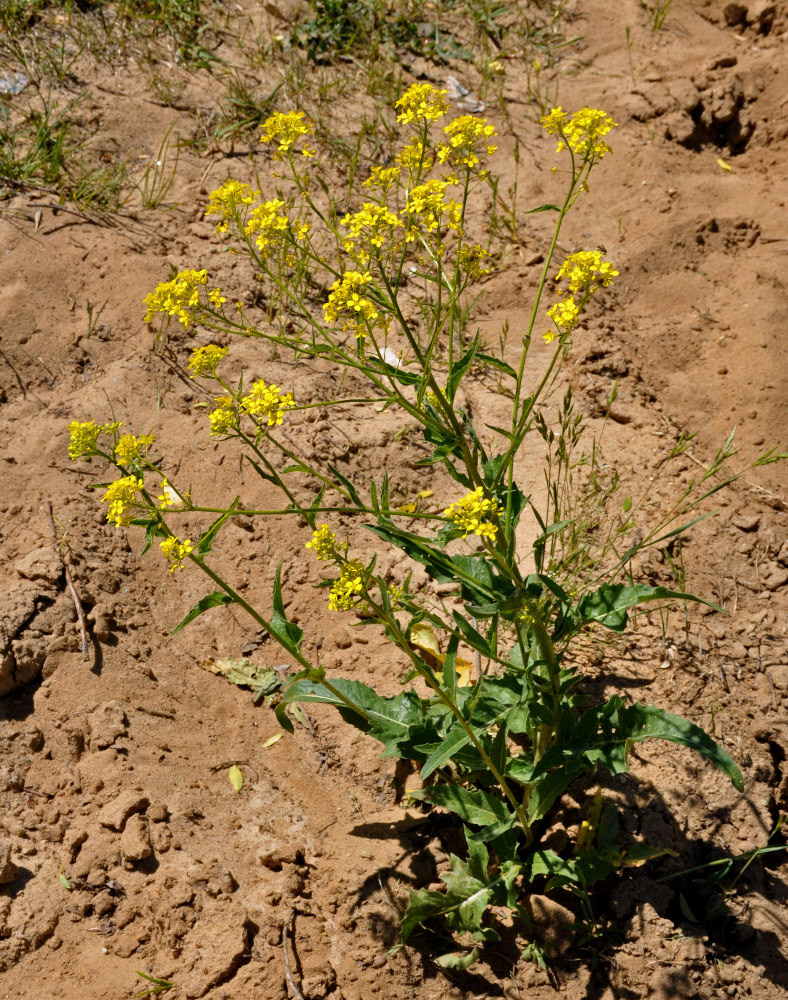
[348,757,788,998]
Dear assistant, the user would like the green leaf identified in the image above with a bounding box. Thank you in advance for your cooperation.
[328,463,363,507]
[269,564,303,657]
[446,338,479,402]
[228,764,244,792]
[419,726,472,781]
[476,354,516,379]
[196,500,238,557]
[172,591,234,634]
[280,677,427,757]
[576,583,721,633]
[532,697,743,791]
[409,785,515,833]
[525,203,561,213]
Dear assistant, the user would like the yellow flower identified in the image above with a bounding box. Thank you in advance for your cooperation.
[555,250,618,296]
[323,271,382,339]
[328,560,369,612]
[405,178,461,233]
[541,107,617,163]
[143,268,209,330]
[306,524,337,561]
[205,179,259,233]
[395,83,449,125]
[362,165,401,194]
[341,203,402,252]
[244,199,291,259]
[396,137,433,174]
[114,433,154,465]
[102,476,144,527]
[546,297,580,334]
[208,396,239,437]
[68,420,101,461]
[438,115,498,168]
[241,380,295,427]
[160,536,194,572]
[189,344,228,379]
[261,110,314,159]
[443,487,503,541]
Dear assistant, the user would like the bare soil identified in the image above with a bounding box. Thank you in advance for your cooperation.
[1,1,787,998]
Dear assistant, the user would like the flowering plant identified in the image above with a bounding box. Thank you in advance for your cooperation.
[70,91,748,966]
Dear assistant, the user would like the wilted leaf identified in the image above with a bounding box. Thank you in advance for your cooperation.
[228,764,244,792]
[201,657,281,694]
[262,733,283,748]
[409,622,442,668]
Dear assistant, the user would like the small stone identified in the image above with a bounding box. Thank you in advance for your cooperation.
[99,790,150,831]
[371,954,387,969]
[723,3,747,25]
[121,814,153,862]
[0,838,19,884]
[731,512,760,532]
[87,701,128,750]
[14,547,63,586]
[762,561,788,591]
[529,895,575,955]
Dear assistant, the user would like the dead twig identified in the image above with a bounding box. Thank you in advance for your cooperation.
[43,502,91,662]
[282,908,306,1000]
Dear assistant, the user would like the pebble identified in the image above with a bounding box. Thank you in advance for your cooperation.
[99,790,150,831]
[0,837,19,884]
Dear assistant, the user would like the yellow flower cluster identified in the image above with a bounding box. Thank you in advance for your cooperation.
[555,250,618,296]
[68,420,102,461]
[543,250,618,343]
[244,199,290,259]
[143,269,223,330]
[205,179,258,233]
[438,115,497,168]
[544,299,580,341]
[341,203,402,253]
[160,536,194,572]
[396,137,434,174]
[102,476,144,527]
[362,165,401,195]
[208,396,239,437]
[406,178,461,233]
[323,271,381,338]
[189,344,228,379]
[241,380,295,427]
[328,560,369,612]
[457,243,491,280]
[395,83,449,125]
[114,433,154,466]
[541,107,617,163]
[261,111,315,159]
[443,487,503,541]
[305,524,337,561]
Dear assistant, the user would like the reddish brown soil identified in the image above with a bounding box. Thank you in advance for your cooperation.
[1,1,787,998]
